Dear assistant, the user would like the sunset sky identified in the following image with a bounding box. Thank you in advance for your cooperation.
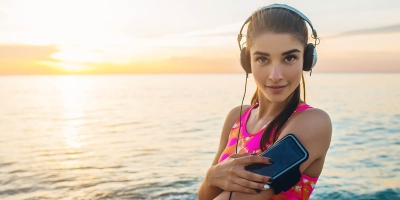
[0,0,399,75]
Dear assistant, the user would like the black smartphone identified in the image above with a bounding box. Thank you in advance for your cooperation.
[245,134,308,179]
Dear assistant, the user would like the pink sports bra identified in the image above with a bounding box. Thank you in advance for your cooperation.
[218,103,318,199]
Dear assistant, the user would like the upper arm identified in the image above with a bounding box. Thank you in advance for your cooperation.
[214,108,332,200]
[279,108,332,175]
[221,108,332,200]
[198,105,251,200]
[210,105,251,166]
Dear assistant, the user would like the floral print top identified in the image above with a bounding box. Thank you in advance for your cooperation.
[218,103,318,200]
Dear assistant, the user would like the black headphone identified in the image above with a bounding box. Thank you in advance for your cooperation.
[238,4,319,74]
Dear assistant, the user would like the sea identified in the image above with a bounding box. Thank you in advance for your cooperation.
[0,73,399,200]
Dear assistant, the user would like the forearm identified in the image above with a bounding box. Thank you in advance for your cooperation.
[197,163,225,200]
[214,190,274,200]
[197,178,223,200]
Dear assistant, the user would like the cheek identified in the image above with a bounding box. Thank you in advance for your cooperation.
[252,70,268,86]
[288,66,303,84]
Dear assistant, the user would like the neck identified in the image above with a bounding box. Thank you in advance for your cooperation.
[256,98,287,120]
[255,91,299,120]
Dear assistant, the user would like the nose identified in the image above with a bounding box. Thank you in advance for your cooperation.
[268,63,283,83]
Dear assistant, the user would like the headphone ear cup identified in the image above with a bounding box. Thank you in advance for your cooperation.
[240,47,252,74]
[303,43,316,71]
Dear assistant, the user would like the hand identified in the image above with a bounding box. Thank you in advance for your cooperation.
[206,153,273,194]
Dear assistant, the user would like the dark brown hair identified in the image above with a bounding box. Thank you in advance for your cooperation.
[246,8,308,150]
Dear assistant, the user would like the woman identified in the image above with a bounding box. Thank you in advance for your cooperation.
[197,4,332,200]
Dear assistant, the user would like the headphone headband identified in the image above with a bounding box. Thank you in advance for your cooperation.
[238,4,319,73]
[238,3,318,50]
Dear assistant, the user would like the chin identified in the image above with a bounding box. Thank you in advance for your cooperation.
[266,96,290,104]
[261,90,291,103]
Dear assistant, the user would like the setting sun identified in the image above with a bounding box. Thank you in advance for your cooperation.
[1,1,400,199]
[1,0,400,75]
[40,61,92,73]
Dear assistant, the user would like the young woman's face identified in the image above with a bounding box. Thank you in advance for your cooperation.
[250,32,304,103]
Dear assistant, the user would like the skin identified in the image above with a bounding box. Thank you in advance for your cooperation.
[197,32,332,200]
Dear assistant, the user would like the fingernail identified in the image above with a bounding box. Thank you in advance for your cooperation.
[269,158,274,163]
[251,152,257,155]
[255,189,261,193]
[268,178,274,183]
[263,184,270,189]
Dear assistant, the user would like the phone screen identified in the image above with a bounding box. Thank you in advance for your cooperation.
[245,135,307,178]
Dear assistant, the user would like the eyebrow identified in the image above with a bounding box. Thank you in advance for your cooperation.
[282,49,301,55]
[253,49,301,56]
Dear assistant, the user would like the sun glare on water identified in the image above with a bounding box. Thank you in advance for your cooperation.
[59,76,88,148]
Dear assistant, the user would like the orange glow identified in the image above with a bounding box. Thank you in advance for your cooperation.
[1,1,400,74]
[2,31,400,75]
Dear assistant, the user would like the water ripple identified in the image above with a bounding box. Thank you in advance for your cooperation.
[1,74,400,200]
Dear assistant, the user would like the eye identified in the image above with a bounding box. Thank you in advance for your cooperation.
[284,55,297,62]
[256,56,268,63]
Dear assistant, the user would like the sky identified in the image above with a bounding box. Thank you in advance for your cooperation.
[0,0,399,75]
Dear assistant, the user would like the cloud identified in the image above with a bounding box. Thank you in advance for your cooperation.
[0,44,62,75]
[327,23,400,38]
[0,44,57,60]
[78,56,241,74]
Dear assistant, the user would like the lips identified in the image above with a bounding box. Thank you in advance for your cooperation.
[266,84,288,94]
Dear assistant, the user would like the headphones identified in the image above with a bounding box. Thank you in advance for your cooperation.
[238,4,319,74]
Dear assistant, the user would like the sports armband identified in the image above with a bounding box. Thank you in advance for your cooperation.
[245,134,309,194]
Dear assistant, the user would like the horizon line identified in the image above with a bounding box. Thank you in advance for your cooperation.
[1,71,399,76]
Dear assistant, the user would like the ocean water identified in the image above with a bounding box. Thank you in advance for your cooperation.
[0,73,399,200]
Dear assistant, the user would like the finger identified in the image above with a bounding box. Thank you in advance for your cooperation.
[237,154,273,165]
[228,153,250,159]
[228,182,258,194]
[237,169,272,184]
[255,183,271,193]
[233,176,271,192]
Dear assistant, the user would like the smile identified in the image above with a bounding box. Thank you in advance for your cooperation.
[266,85,287,88]
[266,84,288,93]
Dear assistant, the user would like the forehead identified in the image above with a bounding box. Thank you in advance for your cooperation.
[250,33,303,54]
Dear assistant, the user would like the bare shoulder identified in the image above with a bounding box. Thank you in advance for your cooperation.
[220,104,252,139]
[280,107,332,161]
[225,105,252,125]
[210,105,252,166]
[286,107,332,138]
[302,107,331,123]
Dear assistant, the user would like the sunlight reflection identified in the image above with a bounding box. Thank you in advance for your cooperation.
[60,76,86,149]
[62,126,81,148]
